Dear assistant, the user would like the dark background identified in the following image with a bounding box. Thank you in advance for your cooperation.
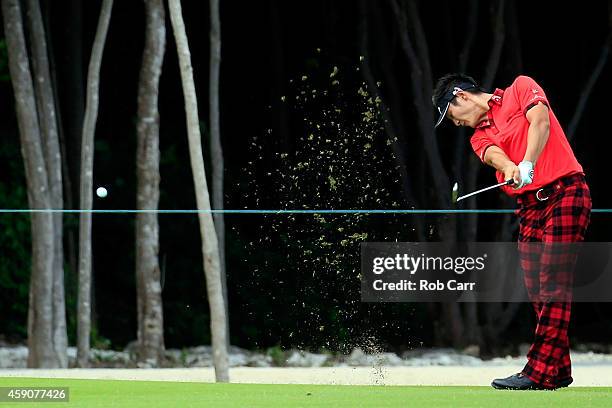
[1,0,611,355]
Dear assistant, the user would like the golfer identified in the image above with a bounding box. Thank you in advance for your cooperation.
[432,74,591,390]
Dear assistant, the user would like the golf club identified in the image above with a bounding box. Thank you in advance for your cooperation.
[452,179,515,203]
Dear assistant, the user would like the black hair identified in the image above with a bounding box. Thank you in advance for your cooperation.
[432,73,484,107]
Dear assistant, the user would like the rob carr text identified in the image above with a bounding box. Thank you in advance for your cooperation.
[372,279,476,291]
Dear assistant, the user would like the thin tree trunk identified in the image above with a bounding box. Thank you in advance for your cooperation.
[168,0,229,382]
[474,0,506,342]
[51,0,83,299]
[505,0,523,74]
[567,33,611,141]
[452,0,477,187]
[390,0,450,207]
[482,0,505,90]
[406,0,432,100]
[359,0,425,240]
[459,0,504,212]
[370,2,425,203]
[42,0,78,287]
[63,0,85,205]
[482,215,520,354]
[2,0,57,368]
[462,0,505,347]
[209,0,229,348]
[457,0,478,72]
[391,0,463,345]
[136,0,166,367]
[42,0,79,324]
[25,0,68,369]
[77,0,113,368]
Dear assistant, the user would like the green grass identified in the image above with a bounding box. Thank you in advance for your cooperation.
[0,377,610,407]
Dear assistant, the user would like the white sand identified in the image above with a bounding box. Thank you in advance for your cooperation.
[2,366,611,386]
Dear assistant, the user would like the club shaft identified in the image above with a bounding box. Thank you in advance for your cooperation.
[456,181,509,202]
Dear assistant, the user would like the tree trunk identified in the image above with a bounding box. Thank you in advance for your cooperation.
[391,0,463,346]
[457,0,478,72]
[482,0,506,91]
[50,0,84,305]
[168,0,229,382]
[567,34,611,141]
[77,0,113,368]
[505,0,523,74]
[25,0,68,369]
[209,0,229,348]
[482,214,520,355]
[390,0,450,208]
[2,0,58,368]
[135,0,166,367]
[358,0,425,240]
[468,0,506,348]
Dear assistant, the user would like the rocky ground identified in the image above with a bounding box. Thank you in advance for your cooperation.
[2,343,612,369]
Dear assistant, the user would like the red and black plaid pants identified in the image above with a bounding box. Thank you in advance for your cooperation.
[516,173,591,388]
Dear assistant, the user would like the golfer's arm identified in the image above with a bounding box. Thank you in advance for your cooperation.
[483,102,550,171]
[483,146,514,172]
[523,102,550,164]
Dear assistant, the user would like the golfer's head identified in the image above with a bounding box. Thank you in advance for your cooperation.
[432,73,484,129]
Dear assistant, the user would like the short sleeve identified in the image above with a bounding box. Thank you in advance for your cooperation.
[513,75,549,114]
[470,131,496,163]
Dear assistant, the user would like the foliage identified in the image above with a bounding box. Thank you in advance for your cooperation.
[0,139,30,339]
[0,39,10,82]
[2,2,612,352]
[91,324,112,350]
[266,345,287,367]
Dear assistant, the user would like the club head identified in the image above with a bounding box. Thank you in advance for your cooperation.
[451,182,459,204]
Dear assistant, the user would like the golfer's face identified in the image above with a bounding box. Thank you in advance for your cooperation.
[447,97,477,128]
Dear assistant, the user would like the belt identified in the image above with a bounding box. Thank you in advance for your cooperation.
[516,173,584,207]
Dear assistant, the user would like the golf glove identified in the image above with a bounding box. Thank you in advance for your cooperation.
[516,161,534,189]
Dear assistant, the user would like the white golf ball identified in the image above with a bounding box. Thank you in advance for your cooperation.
[96,187,108,198]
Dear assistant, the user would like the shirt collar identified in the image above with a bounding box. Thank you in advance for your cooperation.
[490,88,504,105]
[476,88,504,128]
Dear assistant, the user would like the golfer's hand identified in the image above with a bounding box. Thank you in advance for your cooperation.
[515,161,534,189]
[502,164,521,187]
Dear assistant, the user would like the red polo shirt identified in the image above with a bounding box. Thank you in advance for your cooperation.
[470,75,583,196]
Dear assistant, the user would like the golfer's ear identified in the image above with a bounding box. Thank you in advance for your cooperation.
[455,91,470,102]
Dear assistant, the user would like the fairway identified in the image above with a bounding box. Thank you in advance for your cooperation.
[0,378,610,408]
